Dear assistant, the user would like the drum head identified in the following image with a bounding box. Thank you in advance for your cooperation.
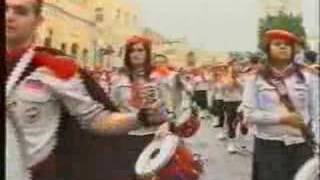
[135,134,180,178]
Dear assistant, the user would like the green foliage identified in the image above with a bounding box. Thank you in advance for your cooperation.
[229,51,258,61]
[258,11,306,50]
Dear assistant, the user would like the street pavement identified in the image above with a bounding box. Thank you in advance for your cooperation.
[184,114,254,180]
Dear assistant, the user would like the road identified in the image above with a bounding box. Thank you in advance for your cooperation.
[184,115,254,180]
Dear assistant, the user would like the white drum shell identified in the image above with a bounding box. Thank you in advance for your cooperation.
[294,156,319,180]
[135,134,180,177]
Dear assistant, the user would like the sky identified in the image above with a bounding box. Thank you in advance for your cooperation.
[136,0,318,52]
[302,0,319,37]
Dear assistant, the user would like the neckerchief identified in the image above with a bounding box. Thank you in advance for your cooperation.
[267,63,298,112]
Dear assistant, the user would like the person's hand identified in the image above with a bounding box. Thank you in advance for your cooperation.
[154,122,172,139]
[141,83,159,108]
[138,101,164,127]
[280,112,305,129]
[143,100,161,110]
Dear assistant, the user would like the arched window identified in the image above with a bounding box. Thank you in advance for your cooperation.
[44,37,52,47]
[60,43,67,54]
[44,28,53,47]
[71,43,79,58]
[116,9,121,20]
[125,12,130,25]
[95,7,104,22]
[82,48,89,67]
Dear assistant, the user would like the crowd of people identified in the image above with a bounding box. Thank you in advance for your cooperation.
[5,0,320,180]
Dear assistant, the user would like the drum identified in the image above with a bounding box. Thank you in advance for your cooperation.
[294,156,319,180]
[172,107,200,138]
[135,134,203,180]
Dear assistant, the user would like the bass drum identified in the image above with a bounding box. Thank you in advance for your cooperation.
[294,155,319,180]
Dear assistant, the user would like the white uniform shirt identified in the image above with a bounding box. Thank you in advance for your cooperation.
[213,82,224,100]
[242,70,319,145]
[7,68,114,167]
[110,71,170,136]
[223,78,243,102]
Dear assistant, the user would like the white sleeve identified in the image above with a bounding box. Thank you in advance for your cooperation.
[34,69,128,130]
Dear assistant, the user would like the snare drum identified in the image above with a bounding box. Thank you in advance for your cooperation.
[172,107,200,138]
[294,156,319,180]
[135,134,203,180]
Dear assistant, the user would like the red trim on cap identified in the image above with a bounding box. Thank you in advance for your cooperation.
[264,29,299,44]
[126,35,151,46]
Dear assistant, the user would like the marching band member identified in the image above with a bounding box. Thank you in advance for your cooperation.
[213,66,230,144]
[189,66,210,118]
[98,47,117,94]
[5,0,147,179]
[242,29,319,180]
[151,54,180,114]
[222,61,243,153]
[151,54,196,121]
[211,65,226,129]
[109,36,171,179]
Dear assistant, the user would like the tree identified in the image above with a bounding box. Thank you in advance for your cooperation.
[229,51,245,61]
[229,51,255,62]
[258,11,306,50]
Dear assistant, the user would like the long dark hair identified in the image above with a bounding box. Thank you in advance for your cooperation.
[124,36,152,81]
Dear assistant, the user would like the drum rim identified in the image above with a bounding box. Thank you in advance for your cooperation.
[175,108,197,126]
[135,134,180,177]
[294,156,319,180]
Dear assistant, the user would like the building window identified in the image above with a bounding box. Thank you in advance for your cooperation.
[118,47,123,57]
[95,7,104,22]
[71,43,79,58]
[48,29,53,36]
[125,12,130,25]
[44,28,53,47]
[116,9,121,20]
[60,43,67,53]
[44,37,52,47]
[96,13,104,22]
[82,48,89,67]
[95,7,103,12]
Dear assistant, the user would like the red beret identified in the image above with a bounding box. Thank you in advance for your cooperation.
[264,29,299,45]
[126,35,151,47]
